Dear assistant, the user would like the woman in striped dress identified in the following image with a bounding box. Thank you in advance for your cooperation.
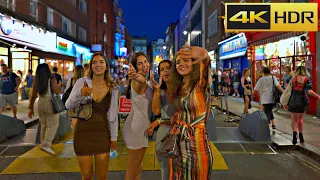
[168,46,213,180]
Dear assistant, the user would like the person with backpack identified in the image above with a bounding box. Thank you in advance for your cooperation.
[62,65,84,129]
[0,64,21,118]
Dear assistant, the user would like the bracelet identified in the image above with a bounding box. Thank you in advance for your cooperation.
[157,119,162,124]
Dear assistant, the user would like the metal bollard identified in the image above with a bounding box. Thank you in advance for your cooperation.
[224,93,235,122]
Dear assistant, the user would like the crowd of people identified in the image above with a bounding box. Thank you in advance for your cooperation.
[1,45,320,179]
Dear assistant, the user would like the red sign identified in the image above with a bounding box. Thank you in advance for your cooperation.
[310,0,320,30]
[119,96,131,114]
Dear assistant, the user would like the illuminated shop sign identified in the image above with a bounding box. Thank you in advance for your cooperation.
[56,36,75,57]
[74,44,93,65]
[0,16,56,50]
[218,33,248,60]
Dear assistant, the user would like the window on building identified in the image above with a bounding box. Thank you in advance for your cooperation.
[62,16,69,34]
[47,7,54,26]
[103,13,107,24]
[208,10,217,38]
[79,0,87,14]
[0,0,15,11]
[30,0,38,18]
[103,32,107,42]
[78,26,87,42]
[70,21,76,38]
[70,0,76,6]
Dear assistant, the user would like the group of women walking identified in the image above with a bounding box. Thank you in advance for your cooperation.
[27,46,214,180]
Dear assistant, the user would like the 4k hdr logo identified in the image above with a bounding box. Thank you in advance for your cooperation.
[225,3,318,32]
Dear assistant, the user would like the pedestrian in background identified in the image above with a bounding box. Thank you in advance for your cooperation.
[17,70,24,103]
[241,68,252,115]
[28,64,62,155]
[0,64,21,118]
[64,65,84,129]
[212,69,219,97]
[288,66,320,144]
[232,69,240,97]
[24,69,34,100]
[257,68,265,110]
[217,67,222,95]
[229,68,234,95]
[283,65,293,88]
[254,67,284,129]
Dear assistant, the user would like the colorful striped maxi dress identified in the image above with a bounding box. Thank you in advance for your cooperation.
[169,58,213,180]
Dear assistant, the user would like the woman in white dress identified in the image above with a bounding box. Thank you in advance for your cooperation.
[123,52,153,180]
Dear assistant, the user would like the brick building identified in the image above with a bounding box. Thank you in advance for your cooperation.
[0,0,93,80]
[89,0,115,59]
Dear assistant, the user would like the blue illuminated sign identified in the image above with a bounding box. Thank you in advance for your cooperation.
[218,33,248,60]
[74,44,93,65]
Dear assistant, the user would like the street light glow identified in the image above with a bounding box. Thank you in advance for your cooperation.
[183,31,188,35]
[163,46,167,50]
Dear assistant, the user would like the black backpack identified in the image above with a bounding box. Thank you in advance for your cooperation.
[62,78,73,106]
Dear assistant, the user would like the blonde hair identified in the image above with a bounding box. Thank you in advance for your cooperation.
[295,66,309,77]
[242,68,250,76]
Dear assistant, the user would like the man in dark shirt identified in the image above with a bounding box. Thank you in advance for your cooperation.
[0,64,21,118]
[52,67,62,84]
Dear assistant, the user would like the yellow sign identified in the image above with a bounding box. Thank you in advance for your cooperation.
[225,3,318,32]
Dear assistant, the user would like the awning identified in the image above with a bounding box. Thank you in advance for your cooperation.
[0,35,76,61]
[249,32,306,46]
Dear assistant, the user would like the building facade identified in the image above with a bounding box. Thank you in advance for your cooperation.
[150,39,167,67]
[89,0,115,59]
[132,36,147,55]
[165,22,177,60]
[179,0,190,48]
[189,0,204,47]
[0,0,93,81]
[113,0,126,59]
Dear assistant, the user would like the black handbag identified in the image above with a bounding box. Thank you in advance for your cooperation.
[272,75,282,104]
[49,78,65,113]
[62,78,73,105]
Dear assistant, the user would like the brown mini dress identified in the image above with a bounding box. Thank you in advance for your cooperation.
[73,91,111,156]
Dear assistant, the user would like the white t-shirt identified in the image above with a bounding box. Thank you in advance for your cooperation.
[254,75,279,104]
[218,70,222,82]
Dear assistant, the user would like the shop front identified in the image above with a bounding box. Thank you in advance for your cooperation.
[208,50,216,70]
[218,33,249,78]
[0,13,57,75]
[246,31,317,114]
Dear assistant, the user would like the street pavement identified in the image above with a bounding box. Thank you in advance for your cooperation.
[0,98,320,179]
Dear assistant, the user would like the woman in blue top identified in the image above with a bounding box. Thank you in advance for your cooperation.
[146,60,176,180]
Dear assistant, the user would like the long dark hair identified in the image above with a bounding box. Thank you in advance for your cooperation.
[126,52,149,99]
[33,63,51,96]
[87,52,117,88]
[158,60,172,90]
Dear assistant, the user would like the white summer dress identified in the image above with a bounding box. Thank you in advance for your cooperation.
[122,82,153,149]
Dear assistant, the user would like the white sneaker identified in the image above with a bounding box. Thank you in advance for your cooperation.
[41,146,54,155]
[232,94,236,97]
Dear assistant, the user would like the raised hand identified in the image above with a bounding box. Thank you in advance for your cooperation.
[178,46,209,64]
[81,81,92,97]
[150,71,162,90]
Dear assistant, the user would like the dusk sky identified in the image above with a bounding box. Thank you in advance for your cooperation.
[119,0,185,42]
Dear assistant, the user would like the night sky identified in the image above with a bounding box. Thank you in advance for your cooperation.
[118,0,185,42]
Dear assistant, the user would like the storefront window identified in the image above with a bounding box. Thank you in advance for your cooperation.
[254,33,308,84]
[46,59,74,82]
[0,47,8,65]
[11,48,30,75]
[32,56,39,74]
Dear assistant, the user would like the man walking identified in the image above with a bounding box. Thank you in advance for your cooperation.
[0,64,21,118]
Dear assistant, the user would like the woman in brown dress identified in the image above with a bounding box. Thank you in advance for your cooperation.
[65,53,119,180]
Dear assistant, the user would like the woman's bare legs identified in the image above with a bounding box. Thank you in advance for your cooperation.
[290,112,299,144]
[95,153,110,180]
[125,147,147,180]
[77,156,94,180]
[244,95,249,114]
